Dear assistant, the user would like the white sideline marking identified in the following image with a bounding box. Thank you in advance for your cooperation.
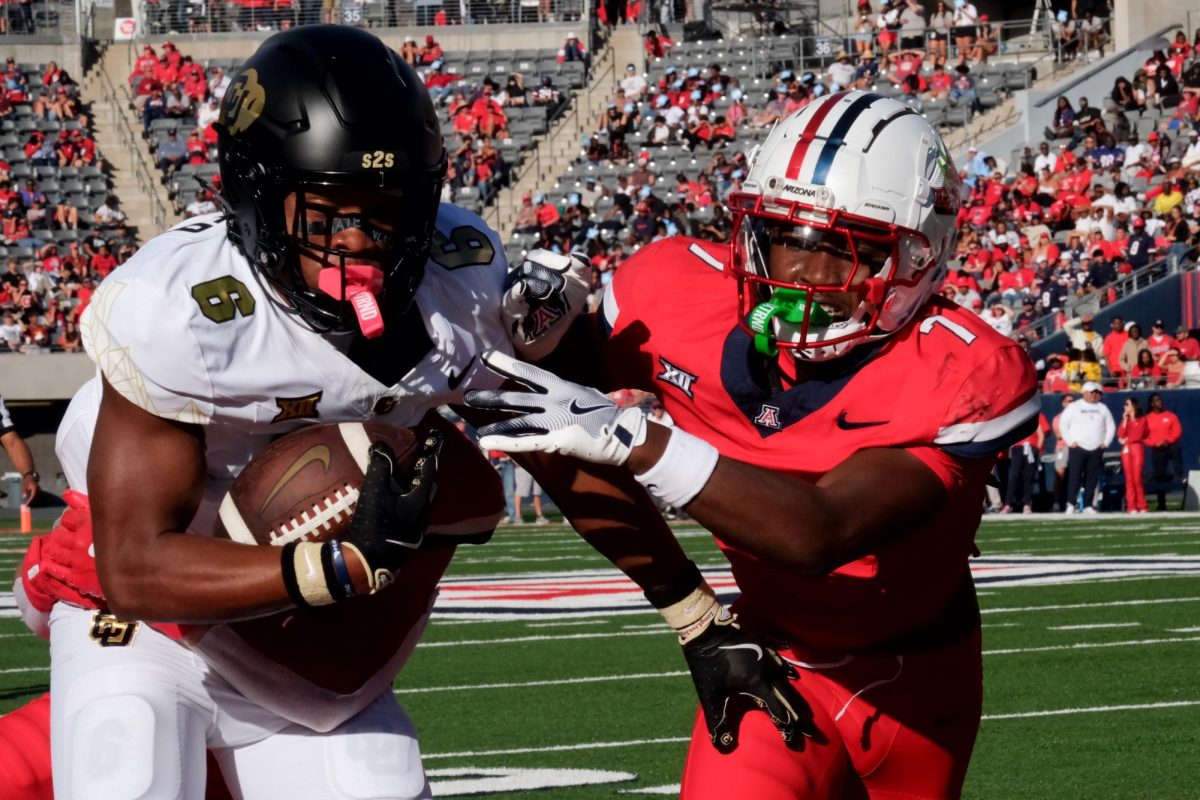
[525,619,611,629]
[0,665,47,675]
[424,736,691,761]
[985,636,1200,655]
[983,596,1200,614]
[981,700,1200,720]
[419,701,1200,761]
[399,637,1200,694]
[418,629,665,649]
[1166,626,1200,633]
[394,670,689,695]
[621,785,681,795]
[1048,622,1140,631]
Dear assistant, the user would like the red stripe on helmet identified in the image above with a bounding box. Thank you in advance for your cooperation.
[783,91,848,180]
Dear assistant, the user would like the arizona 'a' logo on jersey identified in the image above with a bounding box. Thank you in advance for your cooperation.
[754,404,782,429]
[657,356,698,398]
[272,391,322,423]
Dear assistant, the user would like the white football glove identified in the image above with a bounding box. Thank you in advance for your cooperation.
[464,351,647,466]
[501,249,591,361]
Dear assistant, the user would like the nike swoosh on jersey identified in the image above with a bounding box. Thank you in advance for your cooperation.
[835,411,889,430]
[568,398,611,415]
[718,643,764,661]
[446,354,477,391]
[259,445,332,516]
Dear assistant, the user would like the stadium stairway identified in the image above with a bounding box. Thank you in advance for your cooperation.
[945,49,1096,156]
[488,29,638,236]
[80,43,180,244]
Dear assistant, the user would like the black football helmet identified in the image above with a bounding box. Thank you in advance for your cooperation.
[216,25,446,334]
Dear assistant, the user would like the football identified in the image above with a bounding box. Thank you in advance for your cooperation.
[214,422,422,547]
[200,415,502,697]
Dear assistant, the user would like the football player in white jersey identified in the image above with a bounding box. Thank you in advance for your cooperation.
[22,25,783,800]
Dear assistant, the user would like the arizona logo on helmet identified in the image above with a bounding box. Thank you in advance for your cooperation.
[729,90,961,362]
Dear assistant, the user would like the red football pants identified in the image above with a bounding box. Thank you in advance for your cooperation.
[680,630,982,800]
[0,694,234,800]
[1122,444,1147,512]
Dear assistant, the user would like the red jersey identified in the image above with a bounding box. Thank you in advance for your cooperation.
[1118,416,1149,445]
[1145,410,1182,446]
[600,238,1038,652]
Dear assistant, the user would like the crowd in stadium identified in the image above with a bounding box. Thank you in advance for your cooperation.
[0,54,131,353]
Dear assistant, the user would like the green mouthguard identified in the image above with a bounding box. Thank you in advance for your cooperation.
[746,287,831,356]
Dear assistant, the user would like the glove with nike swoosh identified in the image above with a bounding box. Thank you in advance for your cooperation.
[651,563,815,754]
[282,430,444,607]
[464,350,648,467]
[342,431,442,593]
[501,249,592,362]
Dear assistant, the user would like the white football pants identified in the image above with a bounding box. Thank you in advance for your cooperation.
[49,603,432,800]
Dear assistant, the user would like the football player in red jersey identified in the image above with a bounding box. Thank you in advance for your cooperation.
[468,91,1039,799]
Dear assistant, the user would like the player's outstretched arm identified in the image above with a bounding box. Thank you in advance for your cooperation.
[466,352,950,576]
[462,364,817,751]
[88,378,423,623]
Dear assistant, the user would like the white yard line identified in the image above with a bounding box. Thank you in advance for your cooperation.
[525,619,612,629]
[400,637,1200,694]
[419,700,1200,760]
[394,670,689,696]
[983,595,1200,614]
[1048,622,1140,631]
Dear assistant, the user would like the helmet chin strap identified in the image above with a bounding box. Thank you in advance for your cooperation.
[317,264,386,338]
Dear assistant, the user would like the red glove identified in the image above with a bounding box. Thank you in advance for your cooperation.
[36,490,104,608]
[17,536,56,614]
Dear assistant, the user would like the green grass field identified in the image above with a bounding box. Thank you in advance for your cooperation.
[3,515,1199,798]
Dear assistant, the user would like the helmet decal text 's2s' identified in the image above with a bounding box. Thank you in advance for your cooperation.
[729,90,961,362]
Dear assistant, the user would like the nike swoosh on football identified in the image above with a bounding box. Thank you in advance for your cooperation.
[259,445,332,516]
[836,411,888,430]
[568,398,611,415]
[446,354,478,391]
[718,643,764,661]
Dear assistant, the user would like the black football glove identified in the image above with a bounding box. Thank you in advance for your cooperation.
[342,431,442,593]
[682,606,815,754]
[650,563,815,754]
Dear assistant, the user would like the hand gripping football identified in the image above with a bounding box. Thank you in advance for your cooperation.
[214,422,421,547]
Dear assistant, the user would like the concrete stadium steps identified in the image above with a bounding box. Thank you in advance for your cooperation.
[80,42,180,244]
[490,29,637,237]
[945,51,1097,156]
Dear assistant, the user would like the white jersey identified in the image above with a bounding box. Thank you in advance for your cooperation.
[62,204,510,730]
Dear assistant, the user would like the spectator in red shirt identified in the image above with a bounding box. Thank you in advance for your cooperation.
[89,243,117,278]
[1144,393,1183,510]
[1146,319,1178,359]
[1176,326,1200,360]
[534,194,560,232]
[1129,349,1163,389]
[153,55,179,87]
[1043,354,1069,393]
[1101,316,1128,383]
[644,29,673,59]
[419,35,444,65]
[1118,397,1150,513]
[130,45,158,83]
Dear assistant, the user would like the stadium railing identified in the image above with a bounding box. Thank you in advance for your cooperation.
[95,60,172,234]
[135,0,590,34]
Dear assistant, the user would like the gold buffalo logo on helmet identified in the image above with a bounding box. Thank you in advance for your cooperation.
[221,68,266,136]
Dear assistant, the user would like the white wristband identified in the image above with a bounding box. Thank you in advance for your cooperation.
[634,426,720,508]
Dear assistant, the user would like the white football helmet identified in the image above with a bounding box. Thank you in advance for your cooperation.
[729,90,961,362]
